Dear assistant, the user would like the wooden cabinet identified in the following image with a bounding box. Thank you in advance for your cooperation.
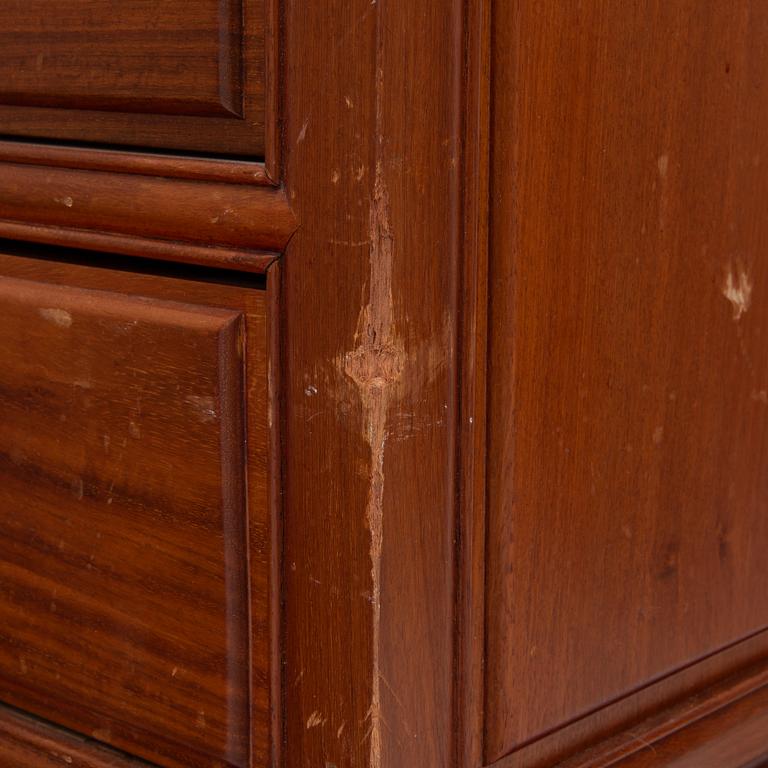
[0,2,767,768]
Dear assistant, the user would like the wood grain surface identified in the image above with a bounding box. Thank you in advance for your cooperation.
[0,252,273,768]
[484,1,768,764]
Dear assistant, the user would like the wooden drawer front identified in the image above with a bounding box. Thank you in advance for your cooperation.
[0,272,260,767]
[0,0,265,155]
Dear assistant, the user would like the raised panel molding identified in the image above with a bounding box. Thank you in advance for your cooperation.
[0,0,266,155]
[0,276,250,767]
[0,0,244,118]
[0,258,275,768]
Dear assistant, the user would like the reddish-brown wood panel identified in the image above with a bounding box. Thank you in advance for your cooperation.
[0,252,273,768]
[484,1,768,764]
[0,0,265,154]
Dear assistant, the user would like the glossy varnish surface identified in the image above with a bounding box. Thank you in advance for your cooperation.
[0,253,272,767]
[485,1,768,763]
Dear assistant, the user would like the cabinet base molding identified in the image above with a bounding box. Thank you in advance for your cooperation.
[556,659,768,768]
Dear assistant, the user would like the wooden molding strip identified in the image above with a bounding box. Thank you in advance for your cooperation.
[560,659,768,768]
[486,629,768,768]
[456,0,492,764]
[0,220,277,274]
[0,159,296,273]
[0,141,274,185]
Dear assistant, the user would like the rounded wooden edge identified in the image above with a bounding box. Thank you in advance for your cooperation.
[0,220,278,274]
[0,140,274,186]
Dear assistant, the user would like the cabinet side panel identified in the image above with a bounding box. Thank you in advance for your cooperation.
[486,1,768,761]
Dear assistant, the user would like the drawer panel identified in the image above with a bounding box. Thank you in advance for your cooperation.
[0,0,242,117]
[0,0,265,155]
[0,255,271,768]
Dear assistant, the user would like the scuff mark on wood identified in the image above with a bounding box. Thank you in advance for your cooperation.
[723,262,752,320]
[184,394,218,423]
[306,711,327,729]
[39,307,73,328]
[297,118,309,145]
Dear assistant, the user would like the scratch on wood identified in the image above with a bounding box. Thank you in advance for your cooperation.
[306,711,327,729]
[341,156,404,768]
[297,118,309,144]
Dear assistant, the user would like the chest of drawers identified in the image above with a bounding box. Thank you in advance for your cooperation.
[0,3,767,767]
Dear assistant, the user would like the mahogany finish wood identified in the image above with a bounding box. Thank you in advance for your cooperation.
[557,657,768,768]
[0,253,273,768]
[0,0,265,155]
[482,1,768,765]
